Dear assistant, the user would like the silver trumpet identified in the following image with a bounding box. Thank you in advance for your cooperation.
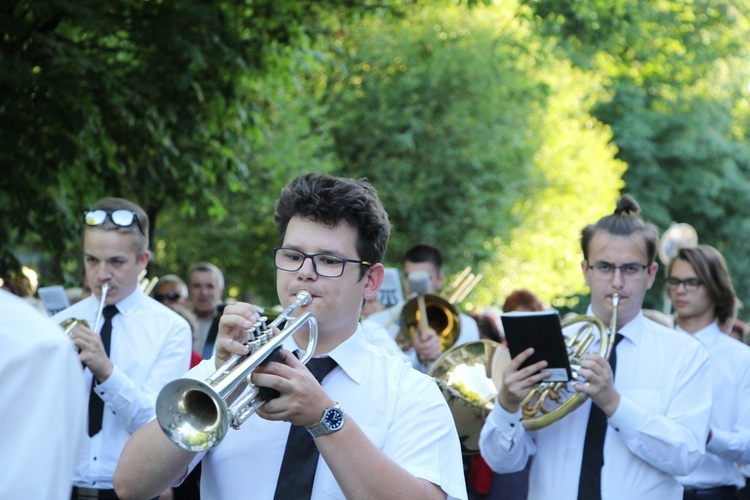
[156,290,318,451]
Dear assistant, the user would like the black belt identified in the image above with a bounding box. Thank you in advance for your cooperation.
[71,486,118,500]
[683,485,738,500]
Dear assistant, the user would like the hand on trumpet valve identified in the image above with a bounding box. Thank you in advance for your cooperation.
[251,348,336,428]
[215,302,265,365]
[68,322,114,382]
[498,347,550,413]
[411,326,441,364]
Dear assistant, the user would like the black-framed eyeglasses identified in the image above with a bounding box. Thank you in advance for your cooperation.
[666,277,703,292]
[154,291,181,302]
[586,262,649,281]
[273,247,372,278]
[84,209,145,236]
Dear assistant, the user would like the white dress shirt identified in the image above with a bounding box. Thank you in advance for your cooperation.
[676,321,750,489]
[360,318,409,361]
[480,310,712,500]
[0,290,86,499]
[52,287,192,490]
[180,325,467,499]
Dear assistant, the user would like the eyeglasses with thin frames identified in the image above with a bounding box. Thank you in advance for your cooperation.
[666,277,703,292]
[84,209,145,236]
[586,261,649,281]
[274,247,372,278]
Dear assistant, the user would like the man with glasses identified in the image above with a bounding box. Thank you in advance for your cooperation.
[53,197,192,500]
[479,194,712,499]
[667,245,750,500]
[114,173,467,499]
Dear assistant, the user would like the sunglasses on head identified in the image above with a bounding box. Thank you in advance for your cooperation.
[154,291,181,302]
[84,209,145,235]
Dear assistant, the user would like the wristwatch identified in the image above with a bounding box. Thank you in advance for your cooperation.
[307,403,346,437]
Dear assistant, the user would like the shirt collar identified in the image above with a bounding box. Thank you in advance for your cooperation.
[107,285,144,316]
[585,305,645,346]
[292,324,367,385]
[675,320,722,348]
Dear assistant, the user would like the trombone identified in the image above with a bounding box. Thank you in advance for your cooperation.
[156,290,318,451]
[398,267,482,353]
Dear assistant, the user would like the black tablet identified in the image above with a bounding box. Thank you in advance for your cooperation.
[501,310,572,382]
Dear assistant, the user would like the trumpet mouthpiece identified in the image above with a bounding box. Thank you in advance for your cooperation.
[296,290,312,306]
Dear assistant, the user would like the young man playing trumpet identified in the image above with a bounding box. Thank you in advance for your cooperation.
[113,173,467,500]
[479,195,712,499]
[53,197,192,500]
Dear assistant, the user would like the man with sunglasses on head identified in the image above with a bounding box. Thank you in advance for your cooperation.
[480,195,712,499]
[667,245,750,500]
[53,197,192,500]
[114,173,467,500]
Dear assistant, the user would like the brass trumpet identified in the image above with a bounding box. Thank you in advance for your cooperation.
[156,290,318,451]
[62,283,110,339]
[429,293,620,454]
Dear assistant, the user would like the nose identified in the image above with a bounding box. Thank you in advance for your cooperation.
[297,255,318,279]
[610,267,625,288]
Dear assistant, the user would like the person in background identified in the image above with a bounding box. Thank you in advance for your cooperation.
[0,289,86,499]
[666,245,750,500]
[153,274,190,308]
[114,173,467,499]
[52,197,193,499]
[480,195,712,499]
[399,243,480,373]
[187,262,225,358]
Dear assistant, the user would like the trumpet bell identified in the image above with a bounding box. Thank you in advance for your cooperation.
[399,294,461,352]
[428,339,505,455]
[156,378,229,452]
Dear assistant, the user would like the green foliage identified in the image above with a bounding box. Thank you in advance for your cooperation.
[324,3,624,309]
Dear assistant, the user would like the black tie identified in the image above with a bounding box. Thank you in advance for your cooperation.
[577,332,624,500]
[274,356,339,500]
[88,304,118,437]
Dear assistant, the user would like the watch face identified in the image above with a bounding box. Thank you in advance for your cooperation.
[325,408,344,430]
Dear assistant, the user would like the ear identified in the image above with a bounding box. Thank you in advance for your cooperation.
[137,250,152,271]
[581,260,590,287]
[646,261,658,289]
[363,263,385,301]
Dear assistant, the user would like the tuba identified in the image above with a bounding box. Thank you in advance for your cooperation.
[398,267,482,353]
[429,293,619,455]
[156,290,317,451]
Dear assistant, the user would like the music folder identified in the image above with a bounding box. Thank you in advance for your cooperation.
[500,309,572,382]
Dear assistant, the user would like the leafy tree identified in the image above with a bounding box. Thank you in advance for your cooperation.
[324,2,624,310]
[1,0,408,288]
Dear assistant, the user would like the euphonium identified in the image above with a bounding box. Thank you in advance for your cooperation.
[429,293,620,454]
[156,290,318,451]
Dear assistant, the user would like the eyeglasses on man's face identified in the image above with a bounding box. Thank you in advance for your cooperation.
[666,277,703,292]
[273,248,372,278]
[84,209,145,236]
[586,262,649,281]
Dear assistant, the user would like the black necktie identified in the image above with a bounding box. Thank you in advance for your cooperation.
[274,356,339,500]
[88,304,118,437]
[577,332,624,500]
